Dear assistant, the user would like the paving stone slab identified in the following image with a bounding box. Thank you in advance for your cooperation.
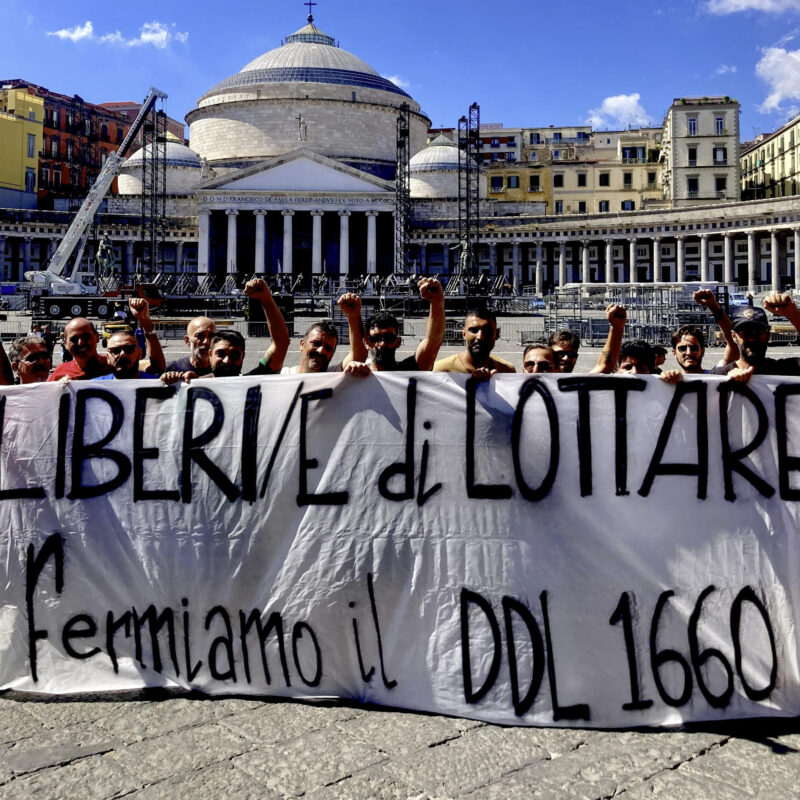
[335,711,476,759]
[0,753,141,800]
[108,722,252,786]
[382,726,550,796]
[232,726,388,797]
[128,760,281,800]
[304,763,419,800]
[0,724,122,783]
[6,696,127,731]
[220,700,365,745]
[681,736,800,796]
[0,704,47,746]
[465,730,728,800]
[619,767,752,800]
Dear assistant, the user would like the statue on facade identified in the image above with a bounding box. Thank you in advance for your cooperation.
[296,114,308,142]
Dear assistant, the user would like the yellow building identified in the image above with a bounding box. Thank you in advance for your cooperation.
[0,87,43,208]
[741,114,800,200]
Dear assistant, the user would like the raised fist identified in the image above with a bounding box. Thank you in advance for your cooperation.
[244,277,271,300]
[763,292,796,317]
[605,304,626,328]
[337,292,362,316]
[418,277,443,304]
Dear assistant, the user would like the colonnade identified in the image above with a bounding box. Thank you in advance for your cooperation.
[197,207,384,275]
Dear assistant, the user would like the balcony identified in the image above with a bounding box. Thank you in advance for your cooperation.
[713,159,727,166]
[688,159,697,167]
[688,190,699,198]
[622,157,646,164]
[528,186,542,193]
[716,190,727,198]
[489,185,505,193]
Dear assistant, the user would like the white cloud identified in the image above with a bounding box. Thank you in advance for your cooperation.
[715,64,737,74]
[46,20,93,42]
[383,74,411,89]
[706,0,800,13]
[756,45,800,111]
[586,93,653,129]
[45,20,188,49]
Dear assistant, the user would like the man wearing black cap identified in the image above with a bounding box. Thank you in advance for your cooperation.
[708,293,800,380]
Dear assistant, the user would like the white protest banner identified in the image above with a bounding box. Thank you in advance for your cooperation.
[0,372,799,728]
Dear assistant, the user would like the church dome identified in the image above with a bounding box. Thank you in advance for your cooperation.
[117,142,203,195]
[200,17,410,102]
[410,136,464,172]
[187,14,430,178]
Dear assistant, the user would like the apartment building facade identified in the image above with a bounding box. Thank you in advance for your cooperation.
[659,96,740,207]
[0,79,131,210]
[741,113,800,201]
[0,86,43,209]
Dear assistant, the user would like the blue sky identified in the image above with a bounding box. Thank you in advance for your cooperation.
[3,0,800,142]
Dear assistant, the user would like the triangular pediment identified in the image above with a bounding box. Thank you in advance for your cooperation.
[201,149,394,193]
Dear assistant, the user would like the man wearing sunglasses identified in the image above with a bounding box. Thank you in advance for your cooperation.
[365,277,445,372]
[522,343,556,374]
[96,332,161,380]
[8,336,51,384]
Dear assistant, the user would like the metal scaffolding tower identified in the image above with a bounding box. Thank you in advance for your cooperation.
[140,103,167,278]
[457,103,481,279]
[394,102,411,274]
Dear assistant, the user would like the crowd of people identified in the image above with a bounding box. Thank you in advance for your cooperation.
[2,278,800,388]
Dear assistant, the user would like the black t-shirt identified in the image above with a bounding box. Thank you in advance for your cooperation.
[165,356,212,376]
[376,355,420,372]
[709,358,800,377]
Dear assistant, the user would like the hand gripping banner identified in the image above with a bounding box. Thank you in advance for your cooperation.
[1,372,799,728]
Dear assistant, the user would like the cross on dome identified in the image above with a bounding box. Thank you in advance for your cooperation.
[305,0,317,22]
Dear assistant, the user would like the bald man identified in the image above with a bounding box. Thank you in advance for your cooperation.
[166,316,216,376]
[49,317,112,380]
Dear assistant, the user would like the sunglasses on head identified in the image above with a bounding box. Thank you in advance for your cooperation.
[109,344,137,355]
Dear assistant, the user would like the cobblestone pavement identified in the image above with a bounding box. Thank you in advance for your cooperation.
[0,691,798,799]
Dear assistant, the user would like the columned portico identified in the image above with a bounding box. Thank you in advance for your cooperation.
[512,242,521,289]
[605,240,614,284]
[339,210,350,275]
[558,241,567,286]
[281,210,294,274]
[226,209,238,274]
[254,210,267,273]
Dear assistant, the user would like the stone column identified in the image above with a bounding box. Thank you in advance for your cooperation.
[419,243,428,274]
[558,241,567,286]
[652,237,661,284]
[795,228,800,292]
[700,234,709,283]
[176,240,184,273]
[125,240,134,281]
[226,209,238,274]
[676,236,685,282]
[580,240,590,284]
[366,211,378,274]
[723,233,733,285]
[488,243,497,276]
[512,241,521,288]
[311,210,324,275]
[605,240,614,284]
[338,211,350,276]
[197,209,210,274]
[48,237,58,259]
[747,231,757,293]
[535,241,544,295]
[0,235,5,280]
[442,242,451,274]
[771,229,780,292]
[282,210,294,274]
[629,238,637,283]
[22,236,32,279]
[254,210,267,274]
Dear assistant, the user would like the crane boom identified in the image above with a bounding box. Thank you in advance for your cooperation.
[25,87,167,291]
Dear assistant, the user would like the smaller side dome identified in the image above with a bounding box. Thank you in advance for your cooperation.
[123,142,203,169]
[118,142,204,196]
[410,136,464,173]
